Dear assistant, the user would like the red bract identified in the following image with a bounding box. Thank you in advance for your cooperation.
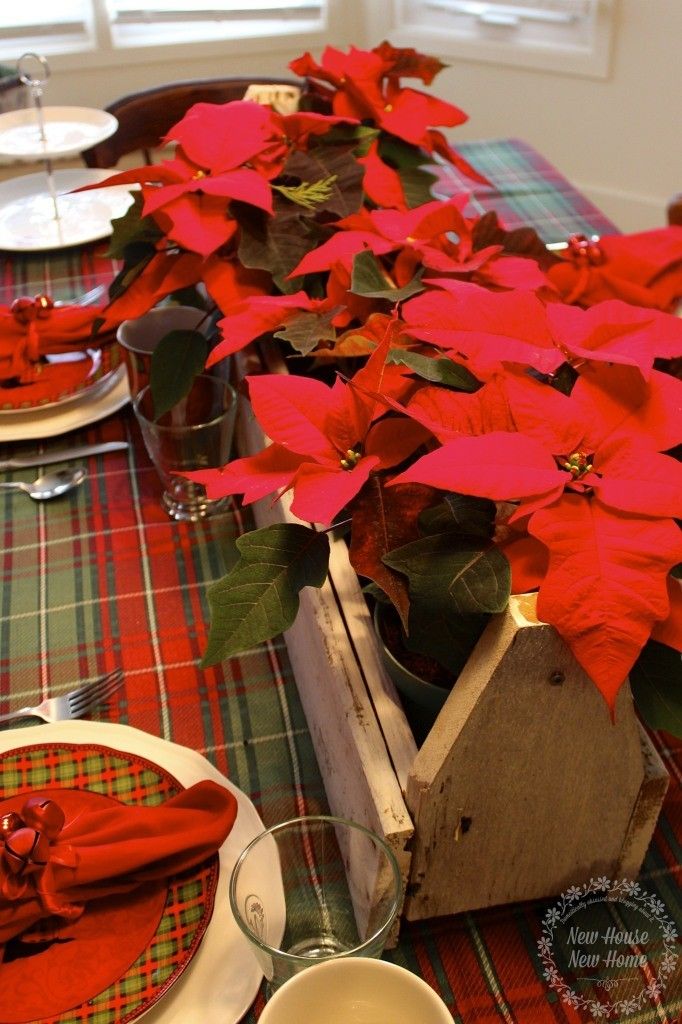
[209,292,320,362]
[289,42,489,197]
[166,100,282,172]
[188,334,427,524]
[402,283,682,379]
[390,368,682,708]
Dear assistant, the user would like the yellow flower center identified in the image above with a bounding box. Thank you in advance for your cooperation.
[339,447,362,471]
[561,450,594,478]
[193,169,206,180]
[384,103,393,112]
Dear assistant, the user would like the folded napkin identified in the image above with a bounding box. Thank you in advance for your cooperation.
[546,227,682,311]
[0,780,237,951]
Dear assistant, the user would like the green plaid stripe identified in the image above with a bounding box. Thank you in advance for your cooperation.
[0,743,218,1024]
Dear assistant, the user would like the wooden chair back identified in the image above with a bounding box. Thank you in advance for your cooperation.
[81,76,306,167]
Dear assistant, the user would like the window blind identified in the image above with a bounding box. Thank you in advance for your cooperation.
[106,0,324,27]
[0,2,92,50]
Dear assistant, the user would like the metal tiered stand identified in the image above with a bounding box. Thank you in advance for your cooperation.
[0,53,132,251]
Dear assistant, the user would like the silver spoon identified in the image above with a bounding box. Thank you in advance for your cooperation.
[0,467,86,501]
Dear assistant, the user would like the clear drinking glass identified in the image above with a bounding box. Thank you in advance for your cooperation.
[133,373,236,521]
[229,815,403,996]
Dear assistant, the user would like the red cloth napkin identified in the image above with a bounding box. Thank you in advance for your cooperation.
[0,298,110,385]
[546,226,682,310]
[0,780,238,951]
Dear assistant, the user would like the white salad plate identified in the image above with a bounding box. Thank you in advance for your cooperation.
[0,105,118,160]
[0,167,135,251]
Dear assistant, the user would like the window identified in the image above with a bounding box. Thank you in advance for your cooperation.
[387,0,615,78]
[0,3,95,61]
[0,0,327,63]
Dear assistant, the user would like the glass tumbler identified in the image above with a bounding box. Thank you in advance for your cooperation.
[229,815,403,995]
[133,373,236,521]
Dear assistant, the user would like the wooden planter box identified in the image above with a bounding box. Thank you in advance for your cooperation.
[233,348,669,936]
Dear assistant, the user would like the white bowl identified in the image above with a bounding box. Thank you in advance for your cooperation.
[257,957,453,1024]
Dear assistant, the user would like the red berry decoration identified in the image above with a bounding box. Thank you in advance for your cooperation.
[3,827,49,876]
[33,294,54,319]
[11,296,38,324]
[21,796,65,840]
[0,811,24,838]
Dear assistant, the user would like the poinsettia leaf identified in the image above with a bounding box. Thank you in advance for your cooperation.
[386,347,479,391]
[630,640,682,737]
[202,524,330,665]
[317,124,379,157]
[283,144,364,217]
[351,251,425,300]
[349,477,439,630]
[419,493,496,540]
[234,199,320,293]
[274,308,339,355]
[149,329,209,420]
[471,209,556,268]
[107,192,162,259]
[403,602,490,679]
[384,532,511,615]
[107,244,156,302]
[383,532,508,675]
[378,136,438,209]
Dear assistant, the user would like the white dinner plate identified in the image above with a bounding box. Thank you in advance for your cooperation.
[0,362,130,441]
[0,720,266,1024]
[0,167,136,251]
[0,105,118,160]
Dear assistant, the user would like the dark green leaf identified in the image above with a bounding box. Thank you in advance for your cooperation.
[274,308,340,355]
[378,136,438,209]
[107,244,156,302]
[202,524,330,665]
[386,347,480,391]
[235,200,321,293]
[384,533,510,615]
[630,641,682,737]
[383,531,507,676]
[419,494,496,540]
[318,124,379,156]
[350,251,424,301]
[149,329,209,420]
[403,604,490,680]
[107,192,161,259]
[283,145,364,217]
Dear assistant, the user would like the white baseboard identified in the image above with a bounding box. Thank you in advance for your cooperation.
[576,181,670,234]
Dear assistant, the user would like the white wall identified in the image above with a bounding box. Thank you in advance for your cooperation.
[370,0,681,232]
[9,0,681,232]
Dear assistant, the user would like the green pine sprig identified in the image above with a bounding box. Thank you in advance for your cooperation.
[273,175,338,210]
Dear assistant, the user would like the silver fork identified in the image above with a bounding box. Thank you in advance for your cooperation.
[0,669,124,725]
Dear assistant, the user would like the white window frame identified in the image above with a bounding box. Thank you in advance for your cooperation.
[0,0,332,74]
[369,0,616,80]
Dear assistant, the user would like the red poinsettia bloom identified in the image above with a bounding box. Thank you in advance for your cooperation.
[401,283,682,379]
[390,366,682,708]
[289,42,489,203]
[287,197,544,292]
[189,335,428,524]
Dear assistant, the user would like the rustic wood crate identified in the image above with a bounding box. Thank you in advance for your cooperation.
[233,348,669,934]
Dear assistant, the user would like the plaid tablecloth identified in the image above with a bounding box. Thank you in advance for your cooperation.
[0,139,679,1024]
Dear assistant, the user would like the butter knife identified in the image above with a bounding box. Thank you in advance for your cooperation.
[0,441,129,472]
